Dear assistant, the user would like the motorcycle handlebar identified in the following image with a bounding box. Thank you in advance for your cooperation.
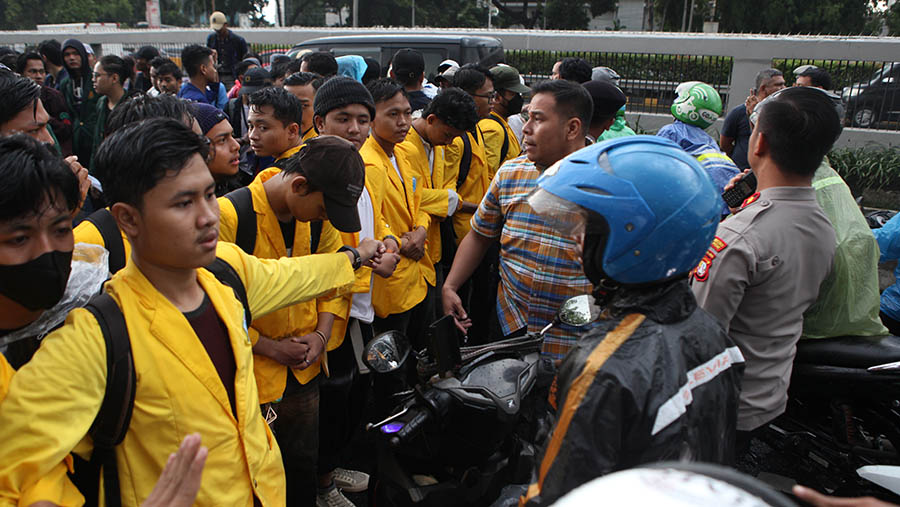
[388,389,453,447]
[390,408,430,447]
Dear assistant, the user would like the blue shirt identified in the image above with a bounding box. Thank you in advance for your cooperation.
[873,213,900,320]
[178,82,217,105]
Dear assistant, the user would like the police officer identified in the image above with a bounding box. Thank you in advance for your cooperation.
[692,86,841,450]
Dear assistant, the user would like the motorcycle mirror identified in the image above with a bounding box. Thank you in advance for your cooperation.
[363,331,411,374]
[557,295,600,327]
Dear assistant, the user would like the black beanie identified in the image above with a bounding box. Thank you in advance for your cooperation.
[314,76,376,120]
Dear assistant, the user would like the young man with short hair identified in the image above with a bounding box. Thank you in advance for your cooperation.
[178,44,224,109]
[397,88,478,293]
[133,45,160,93]
[442,80,595,356]
[284,71,322,142]
[364,78,434,343]
[312,75,401,507]
[0,69,54,146]
[551,57,591,83]
[15,52,73,155]
[150,57,183,96]
[0,117,383,506]
[92,55,133,158]
[38,39,67,90]
[693,87,839,447]
[218,134,364,505]
[482,64,528,172]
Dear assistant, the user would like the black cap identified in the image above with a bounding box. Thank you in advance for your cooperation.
[294,135,364,232]
[135,45,160,60]
[582,80,627,118]
[240,67,273,96]
[314,76,375,120]
[391,48,425,80]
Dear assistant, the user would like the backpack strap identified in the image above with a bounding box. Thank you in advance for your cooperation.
[488,115,510,164]
[206,257,252,326]
[456,132,473,191]
[83,292,135,507]
[223,187,257,254]
[310,220,323,254]
[86,208,126,274]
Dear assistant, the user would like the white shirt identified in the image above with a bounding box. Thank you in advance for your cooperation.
[349,186,375,323]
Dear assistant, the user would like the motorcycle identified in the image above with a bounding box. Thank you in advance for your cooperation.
[747,334,900,501]
[362,296,599,507]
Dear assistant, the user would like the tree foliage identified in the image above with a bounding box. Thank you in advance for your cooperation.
[717,0,882,35]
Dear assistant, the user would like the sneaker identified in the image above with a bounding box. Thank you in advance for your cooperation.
[316,484,355,507]
[332,467,370,493]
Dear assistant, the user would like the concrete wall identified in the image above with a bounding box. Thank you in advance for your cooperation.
[3,27,898,147]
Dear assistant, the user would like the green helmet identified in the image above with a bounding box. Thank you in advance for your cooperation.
[670,81,722,129]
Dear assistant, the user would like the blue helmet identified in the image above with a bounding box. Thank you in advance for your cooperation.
[528,135,720,285]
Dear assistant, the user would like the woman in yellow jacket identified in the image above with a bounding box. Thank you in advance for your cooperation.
[362,79,435,343]
[0,119,384,507]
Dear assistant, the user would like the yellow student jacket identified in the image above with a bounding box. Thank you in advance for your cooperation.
[0,355,84,507]
[219,167,346,402]
[479,111,522,175]
[396,126,453,264]
[360,136,434,317]
[440,127,490,245]
[0,242,355,507]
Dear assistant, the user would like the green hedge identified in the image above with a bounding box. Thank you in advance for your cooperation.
[505,50,733,86]
[829,146,900,195]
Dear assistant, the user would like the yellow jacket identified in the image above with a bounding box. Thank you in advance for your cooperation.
[441,127,490,245]
[396,126,453,264]
[360,136,434,317]
[219,167,346,401]
[479,111,522,176]
[0,242,355,507]
[0,355,84,507]
[73,209,132,265]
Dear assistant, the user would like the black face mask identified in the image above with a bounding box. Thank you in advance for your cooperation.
[506,94,525,116]
[0,250,72,311]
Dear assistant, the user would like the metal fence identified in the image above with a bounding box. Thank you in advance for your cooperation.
[506,49,732,116]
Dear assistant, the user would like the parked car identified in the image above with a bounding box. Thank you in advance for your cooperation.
[843,62,900,129]
[286,34,504,79]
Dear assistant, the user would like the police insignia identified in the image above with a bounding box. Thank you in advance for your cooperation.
[741,192,761,208]
[711,236,728,252]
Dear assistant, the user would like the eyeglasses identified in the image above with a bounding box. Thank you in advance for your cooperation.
[471,90,497,101]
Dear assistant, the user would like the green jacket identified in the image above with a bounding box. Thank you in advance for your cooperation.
[60,74,100,168]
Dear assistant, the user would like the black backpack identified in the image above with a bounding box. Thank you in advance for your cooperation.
[223,186,323,255]
[85,208,127,275]
[71,258,252,507]
[486,115,511,165]
[440,131,476,267]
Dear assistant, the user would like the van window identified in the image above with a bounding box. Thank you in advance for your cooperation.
[330,46,382,63]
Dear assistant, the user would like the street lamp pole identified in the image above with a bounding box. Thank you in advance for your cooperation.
[412,0,416,26]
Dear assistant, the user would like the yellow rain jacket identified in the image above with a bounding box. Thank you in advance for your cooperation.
[440,127,490,245]
[479,111,522,175]
[396,126,453,264]
[0,242,354,507]
[219,167,346,403]
[360,136,434,317]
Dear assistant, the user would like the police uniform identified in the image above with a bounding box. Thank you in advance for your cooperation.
[691,186,835,431]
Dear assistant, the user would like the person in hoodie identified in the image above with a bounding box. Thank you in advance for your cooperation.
[656,81,740,215]
[59,38,101,169]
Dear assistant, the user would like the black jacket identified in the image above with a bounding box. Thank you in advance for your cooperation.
[523,280,744,506]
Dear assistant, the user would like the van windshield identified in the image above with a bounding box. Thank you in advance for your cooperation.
[869,63,899,85]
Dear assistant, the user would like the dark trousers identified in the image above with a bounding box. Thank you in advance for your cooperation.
[462,241,501,346]
[272,374,319,506]
[374,288,435,350]
[882,311,900,336]
[318,319,374,475]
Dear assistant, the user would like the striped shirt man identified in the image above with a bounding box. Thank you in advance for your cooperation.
[470,156,593,359]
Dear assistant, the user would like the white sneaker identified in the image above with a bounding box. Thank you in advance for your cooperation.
[316,484,355,507]
[332,467,370,493]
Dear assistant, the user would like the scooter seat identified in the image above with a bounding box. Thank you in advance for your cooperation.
[795,334,900,368]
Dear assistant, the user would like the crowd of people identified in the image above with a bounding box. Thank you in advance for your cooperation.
[0,12,898,507]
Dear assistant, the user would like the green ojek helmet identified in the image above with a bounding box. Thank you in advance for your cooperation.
[670,81,722,129]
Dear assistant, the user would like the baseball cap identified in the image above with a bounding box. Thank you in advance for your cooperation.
[391,49,425,80]
[293,135,365,232]
[135,46,160,61]
[434,65,459,86]
[583,80,627,117]
[240,67,273,96]
[210,11,227,30]
[437,59,459,74]
[490,65,530,94]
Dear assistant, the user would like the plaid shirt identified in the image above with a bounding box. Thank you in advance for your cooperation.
[470,156,593,359]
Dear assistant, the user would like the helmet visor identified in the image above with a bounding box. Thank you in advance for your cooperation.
[528,187,589,238]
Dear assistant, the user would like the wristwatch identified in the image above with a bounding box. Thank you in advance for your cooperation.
[338,245,362,270]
